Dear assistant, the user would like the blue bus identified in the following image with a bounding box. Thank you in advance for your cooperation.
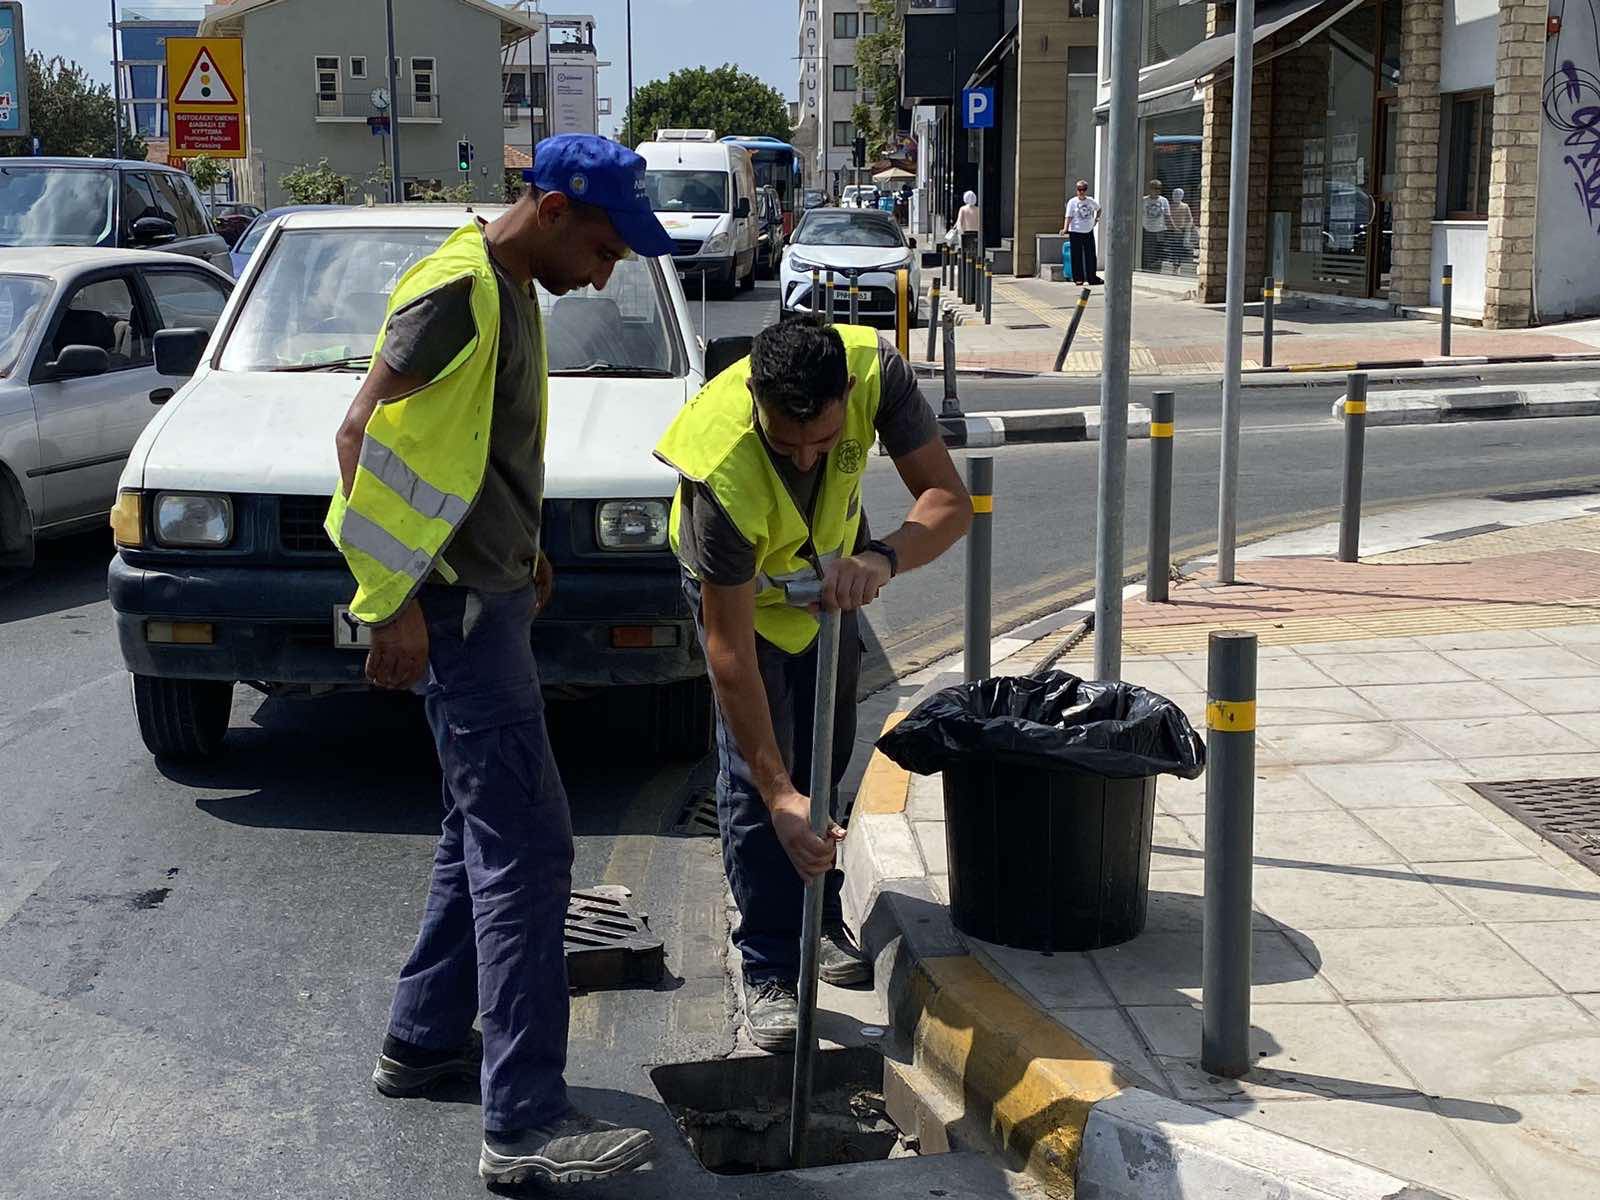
[720,136,803,235]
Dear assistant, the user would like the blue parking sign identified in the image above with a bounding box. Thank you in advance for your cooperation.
[962,87,994,130]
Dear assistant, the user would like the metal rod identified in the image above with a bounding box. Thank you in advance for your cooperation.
[964,456,994,682]
[1146,390,1175,603]
[789,606,842,1168]
[983,263,993,325]
[625,0,634,144]
[1440,263,1453,356]
[927,279,942,362]
[701,268,708,340]
[385,0,403,200]
[956,247,966,303]
[941,308,960,416]
[1094,0,1141,682]
[1053,286,1092,373]
[1338,372,1367,563]
[825,270,836,322]
[1216,0,1257,586]
[895,268,911,356]
[1201,630,1258,1079]
[1261,277,1275,369]
[811,268,821,318]
[110,0,124,159]
[849,272,860,324]
[942,244,951,290]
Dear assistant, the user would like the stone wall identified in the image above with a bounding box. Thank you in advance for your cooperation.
[1196,61,1272,303]
[1389,1,1444,307]
[1483,0,1544,328]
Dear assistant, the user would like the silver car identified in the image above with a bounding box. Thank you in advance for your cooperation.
[0,247,234,566]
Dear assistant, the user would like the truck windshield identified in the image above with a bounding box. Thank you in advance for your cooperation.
[645,170,729,213]
[0,275,52,376]
[218,226,682,377]
[0,167,116,247]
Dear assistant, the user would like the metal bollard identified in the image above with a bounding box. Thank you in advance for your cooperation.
[983,263,993,325]
[964,456,994,682]
[958,247,968,303]
[811,268,821,319]
[1261,277,1276,369]
[895,268,911,357]
[1338,372,1367,563]
[1052,286,1092,372]
[848,272,861,324]
[940,308,961,417]
[1145,390,1175,602]
[1201,630,1258,1080]
[942,244,952,290]
[1440,263,1453,357]
[927,279,942,362]
[824,270,836,322]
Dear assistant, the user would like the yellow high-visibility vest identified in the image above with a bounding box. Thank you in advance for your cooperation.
[655,324,882,653]
[325,222,546,625]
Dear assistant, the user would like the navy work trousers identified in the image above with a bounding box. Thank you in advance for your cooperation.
[387,584,572,1134]
[685,577,862,985]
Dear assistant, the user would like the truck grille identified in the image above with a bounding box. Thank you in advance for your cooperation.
[672,239,704,256]
[279,495,337,555]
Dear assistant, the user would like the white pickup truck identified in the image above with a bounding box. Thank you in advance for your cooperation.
[108,205,750,762]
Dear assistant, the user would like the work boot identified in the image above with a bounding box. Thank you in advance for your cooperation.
[479,1110,655,1185]
[818,920,872,986]
[744,977,799,1051]
[371,1028,481,1098]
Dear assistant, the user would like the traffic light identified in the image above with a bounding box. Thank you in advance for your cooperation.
[852,135,867,169]
[457,139,471,173]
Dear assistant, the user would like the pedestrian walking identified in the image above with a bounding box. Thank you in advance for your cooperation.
[1141,178,1172,272]
[955,188,982,276]
[1169,186,1195,268]
[327,133,675,1189]
[1060,180,1104,286]
[655,316,972,1051]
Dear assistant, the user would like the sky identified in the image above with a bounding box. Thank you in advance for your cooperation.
[26,0,800,139]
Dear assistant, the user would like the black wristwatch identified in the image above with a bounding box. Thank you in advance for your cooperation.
[866,538,899,578]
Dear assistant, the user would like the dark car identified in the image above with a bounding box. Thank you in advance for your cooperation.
[755,184,784,278]
[208,201,262,248]
[0,159,233,273]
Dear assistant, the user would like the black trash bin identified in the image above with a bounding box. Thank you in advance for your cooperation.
[876,671,1205,952]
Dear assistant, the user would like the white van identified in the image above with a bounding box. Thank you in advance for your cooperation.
[637,129,758,297]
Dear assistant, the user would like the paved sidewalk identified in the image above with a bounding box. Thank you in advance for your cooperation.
[848,509,1600,1198]
[925,274,1600,376]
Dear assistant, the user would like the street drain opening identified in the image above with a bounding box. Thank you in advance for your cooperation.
[651,1046,928,1174]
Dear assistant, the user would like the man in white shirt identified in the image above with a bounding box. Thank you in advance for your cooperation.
[1141,178,1172,272]
[1059,180,1104,286]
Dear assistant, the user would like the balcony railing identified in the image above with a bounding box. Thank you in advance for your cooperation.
[314,91,441,120]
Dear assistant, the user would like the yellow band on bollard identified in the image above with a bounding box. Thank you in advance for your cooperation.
[1207,699,1256,732]
[1441,276,1453,286]
[1344,400,1368,414]
[1264,288,1275,300]
[971,494,994,514]
[1150,421,1174,438]
[1077,296,1089,309]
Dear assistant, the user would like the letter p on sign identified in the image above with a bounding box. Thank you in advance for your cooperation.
[963,87,994,129]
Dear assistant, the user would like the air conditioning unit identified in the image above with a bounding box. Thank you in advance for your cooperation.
[656,128,718,142]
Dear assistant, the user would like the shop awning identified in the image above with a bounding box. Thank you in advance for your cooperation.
[965,25,1018,89]
[1099,0,1364,117]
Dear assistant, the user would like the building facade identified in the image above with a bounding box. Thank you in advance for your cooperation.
[795,0,887,196]
[114,6,203,161]
[199,0,534,208]
[502,11,601,172]
[1097,0,1595,327]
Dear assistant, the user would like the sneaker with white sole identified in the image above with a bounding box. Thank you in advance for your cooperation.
[818,921,872,986]
[479,1110,655,1186]
[744,977,798,1051]
[371,1029,481,1098]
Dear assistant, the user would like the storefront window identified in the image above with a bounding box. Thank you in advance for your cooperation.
[1144,0,1208,69]
[1136,108,1202,276]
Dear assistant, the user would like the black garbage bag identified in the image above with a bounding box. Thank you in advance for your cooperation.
[877,670,1206,780]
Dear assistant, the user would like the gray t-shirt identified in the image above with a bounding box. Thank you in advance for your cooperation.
[379,234,545,593]
[676,339,939,587]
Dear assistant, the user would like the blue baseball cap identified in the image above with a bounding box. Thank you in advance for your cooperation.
[522,134,674,258]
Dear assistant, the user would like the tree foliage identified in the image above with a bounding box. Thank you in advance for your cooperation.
[279,158,350,204]
[854,0,903,158]
[0,53,147,160]
[185,153,227,194]
[621,64,790,147]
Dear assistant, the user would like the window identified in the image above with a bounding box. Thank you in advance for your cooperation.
[124,172,180,234]
[833,65,858,92]
[504,71,528,106]
[315,55,340,99]
[155,172,210,238]
[51,276,152,370]
[1444,90,1493,218]
[1143,0,1207,69]
[861,12,882,35]
[832,120,855,147]
[145,269,231,334]
[833,12,858,38]
[350,56,367,80]
[411,57,437,117]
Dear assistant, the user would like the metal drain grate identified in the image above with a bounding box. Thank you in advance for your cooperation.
[1468,777,1600,875]
[673,788,720,837]
[565,885,665,990]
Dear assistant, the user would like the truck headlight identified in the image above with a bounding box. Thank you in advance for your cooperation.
[704,231,732,256]
[153,492,233,548]
[596,500,669,551]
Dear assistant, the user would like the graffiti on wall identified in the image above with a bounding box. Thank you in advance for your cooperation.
[1546,3,1600,228]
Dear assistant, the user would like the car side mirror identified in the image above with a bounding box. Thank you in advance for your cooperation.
[155,328,209,377]
[735,197,751,219]
[704,335,753,380]
[132,215,178,245]
[908,237,918,249]
[51,345,111,378]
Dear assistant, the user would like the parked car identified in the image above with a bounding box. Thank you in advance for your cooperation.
[755,184,784,279]
[0,248,234,567]
[780,207,920,325]
[207,202,262,248]
[109,205,745,762]
[637,129,759,297]
[840,185,879,210]
[801,189,828,211]
[229,204,348,278]
[0,159,232,273]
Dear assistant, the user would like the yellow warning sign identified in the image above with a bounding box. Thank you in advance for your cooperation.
[166,37,245,157]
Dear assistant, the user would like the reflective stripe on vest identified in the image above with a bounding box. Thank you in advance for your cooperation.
[358,437,473,526]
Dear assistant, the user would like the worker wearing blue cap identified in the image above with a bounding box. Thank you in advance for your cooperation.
[330,133,672,1188]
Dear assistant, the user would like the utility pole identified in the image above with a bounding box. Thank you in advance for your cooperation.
[625,0,634,145]
[110,0,124,159]
[1217,0,1257,583]
[384,0,402,201]
[1092,0,1140,681]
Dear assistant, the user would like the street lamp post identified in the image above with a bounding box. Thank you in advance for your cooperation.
[625,0,634,145]
[384,0,403,201]
[110,0,124,159]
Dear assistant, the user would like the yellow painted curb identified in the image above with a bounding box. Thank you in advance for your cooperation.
[856,713,910,815]
[907,954,1128,1192]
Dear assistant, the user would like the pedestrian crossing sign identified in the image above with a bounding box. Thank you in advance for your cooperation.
[166,37,246,157]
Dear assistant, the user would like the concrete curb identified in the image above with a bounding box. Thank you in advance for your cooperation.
[1255,349,1600,376]
[1331,382,1600,425]
[929,405,1152,450]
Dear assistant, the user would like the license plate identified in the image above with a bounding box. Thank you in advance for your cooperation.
[333,606,372,649]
